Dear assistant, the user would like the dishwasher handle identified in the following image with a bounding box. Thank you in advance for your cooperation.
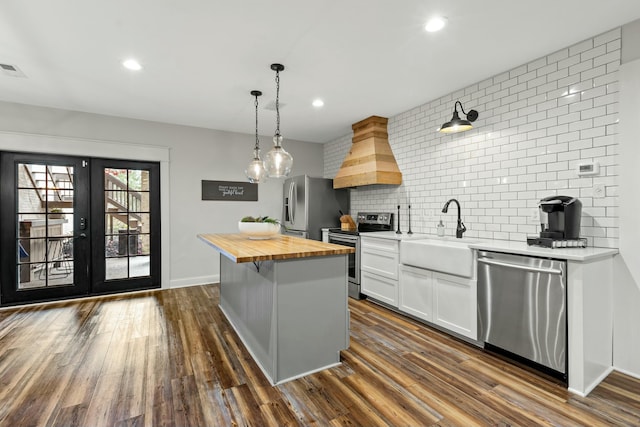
[478,257,563,275]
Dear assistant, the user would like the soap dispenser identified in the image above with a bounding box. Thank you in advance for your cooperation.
[437,220,445,237]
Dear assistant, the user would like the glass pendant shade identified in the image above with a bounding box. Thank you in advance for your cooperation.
[264,134,293,178]
[245,148,268,183]
[264,63,293,178]
[245,89,268,183]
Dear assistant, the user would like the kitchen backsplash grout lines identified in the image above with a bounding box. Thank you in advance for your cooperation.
[324,28,620,248]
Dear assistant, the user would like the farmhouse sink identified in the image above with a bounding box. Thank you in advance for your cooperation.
[400,237,481,278]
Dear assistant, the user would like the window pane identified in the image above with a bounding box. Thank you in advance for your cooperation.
[18,164,46,189]
[130,256,150,278]
[105,214,130,234]
[106,258,128,280]
[17,189,43,213]
[128,192,149,213]
[105,169,128,189]
[128,169,149,191]
[138,234,151,256]
[105,190,128,211]
[18,263,45,289]
[131,213,149,232]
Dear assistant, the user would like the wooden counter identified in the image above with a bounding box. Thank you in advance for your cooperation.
[197,233,354,263]
[198,232,351,385]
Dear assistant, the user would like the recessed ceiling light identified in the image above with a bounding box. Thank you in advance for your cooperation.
[312,99,324,108]
[425,16,447,33]
[122,59,142,71]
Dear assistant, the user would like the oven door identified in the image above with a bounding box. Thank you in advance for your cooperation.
[328,233,360,285]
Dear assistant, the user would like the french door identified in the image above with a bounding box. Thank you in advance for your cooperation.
[90,158,160,294]
[0,152,160,305]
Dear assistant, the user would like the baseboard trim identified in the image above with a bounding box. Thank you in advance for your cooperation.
[614,366,640,380]
[169,275,219,289]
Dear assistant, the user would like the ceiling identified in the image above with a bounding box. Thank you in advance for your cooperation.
[2,1,640,144]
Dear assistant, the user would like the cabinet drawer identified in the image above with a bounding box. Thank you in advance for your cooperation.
[361,236,399,253]
[361,271,398,307]
[361,247,399,279]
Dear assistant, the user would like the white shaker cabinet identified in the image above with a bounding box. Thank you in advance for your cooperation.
[432,272,477,340]
[399,264,477,340]
[399,264,433,322]
[361,236,399,307]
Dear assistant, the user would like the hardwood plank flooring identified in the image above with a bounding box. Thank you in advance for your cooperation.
[0,284,639,426]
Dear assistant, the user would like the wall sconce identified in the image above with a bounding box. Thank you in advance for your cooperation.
[439,101,479,134]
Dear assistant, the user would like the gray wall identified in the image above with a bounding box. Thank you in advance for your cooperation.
[0,101,324,289]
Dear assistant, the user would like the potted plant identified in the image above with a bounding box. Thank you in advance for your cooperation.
[49,208,65,219]
[238,216,281,239]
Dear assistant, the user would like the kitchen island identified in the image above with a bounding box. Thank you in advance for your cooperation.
[198,233,354,385]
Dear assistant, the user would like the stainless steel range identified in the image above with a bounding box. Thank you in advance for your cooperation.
[328,212,393,299]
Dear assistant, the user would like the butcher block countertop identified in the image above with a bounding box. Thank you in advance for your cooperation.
[198,233,355,263]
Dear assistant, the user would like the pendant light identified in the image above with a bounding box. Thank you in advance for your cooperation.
[439,100,479,134]
[245,90,268,183]
[264,63,293,178]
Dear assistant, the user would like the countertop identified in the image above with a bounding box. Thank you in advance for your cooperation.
[359,231,431,241]
[469,240,618,262]
[359,232,618,262]
[198,233,355,263]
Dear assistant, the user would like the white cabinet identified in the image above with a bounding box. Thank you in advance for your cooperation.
[399,265,477,340]
[399,265,433,322]
[361,236,399,306]
[361,270,398,306]
[432,272,477,340]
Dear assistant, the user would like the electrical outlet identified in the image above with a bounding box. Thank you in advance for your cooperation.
[593,183,605,198]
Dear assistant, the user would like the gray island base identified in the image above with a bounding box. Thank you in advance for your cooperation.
[219,254,349,385]
[198,233,353,385]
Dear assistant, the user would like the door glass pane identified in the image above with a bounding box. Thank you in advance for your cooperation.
[138,234,151,256]
[104,167,151,280]
[105,258,128,280]
[16,163,74,290]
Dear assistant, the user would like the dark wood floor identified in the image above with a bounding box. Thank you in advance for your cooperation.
[0,284,639,426]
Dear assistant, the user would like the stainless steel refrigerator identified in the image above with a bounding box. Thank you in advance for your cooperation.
[282,175,349,240]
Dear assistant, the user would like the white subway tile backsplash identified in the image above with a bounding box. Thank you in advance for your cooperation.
[607,39,621,53]
[324,28,620,248]
[569,39,594,56]
[594,28,621,46]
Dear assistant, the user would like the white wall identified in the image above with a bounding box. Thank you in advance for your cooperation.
[614,38,640,376]
[325,29,621,248]
[0,101,323,290]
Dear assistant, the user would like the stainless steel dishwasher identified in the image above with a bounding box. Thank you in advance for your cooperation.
[477,250,567,380]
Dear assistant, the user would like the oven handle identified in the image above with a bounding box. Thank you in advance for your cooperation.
[328,235,358,245]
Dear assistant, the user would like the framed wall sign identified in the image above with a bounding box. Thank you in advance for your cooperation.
[201,180,258,201]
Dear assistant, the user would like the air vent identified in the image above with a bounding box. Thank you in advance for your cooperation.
[264,100,286,111]
[0,63,27,78]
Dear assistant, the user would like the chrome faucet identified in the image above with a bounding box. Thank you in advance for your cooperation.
[442,198,466,238]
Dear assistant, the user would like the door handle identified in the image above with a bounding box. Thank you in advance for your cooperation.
[478,258,563,275]
[289,182,295,222]
[74,233,87,239]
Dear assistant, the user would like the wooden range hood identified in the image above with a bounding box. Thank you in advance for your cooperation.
[333,116,402,189]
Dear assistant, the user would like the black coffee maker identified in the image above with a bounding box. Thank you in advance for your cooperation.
[538,195,582,240]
